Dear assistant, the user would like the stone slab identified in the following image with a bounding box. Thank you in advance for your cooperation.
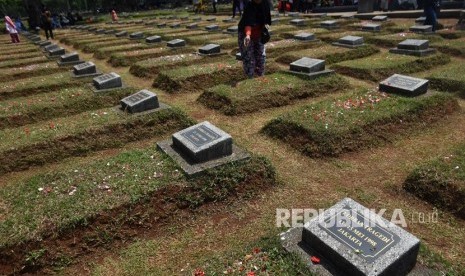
[206,17,216,21]
[290,57,325,74]
[167,39,186,48]
[157,23,167,28]
[115,31,128,37]
[362,23,381,32]
[205,24,220,31]
[226,26,238,33]
[146,35,162,43]
[37,40,52,47]
[332,35,364,48]
[129,31,144,39]
[73,61,97,76]
[92,72,122,90]
[47,47,66,57]
[320,20,338,29]
[294,32,316,41]
[290,19,306,26]
[389,47,436,57]
[187,23,198,29]
[288,12,300,17]
[60,52,80,62]
[95,29,106,34]
[170,22,181,28]
[192,17,202,22]
[372,15,388,21]
[104,29,117,34]
[397,39,429,51]
[379,74,429,96]
[409,25,433,33]
[120,89,159,113]
[415,16,426,24]
[199,44,221,55]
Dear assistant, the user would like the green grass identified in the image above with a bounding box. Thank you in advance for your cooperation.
[0,62,62,82]
[428,63,465,97]
[198,73,349,115]
[265,39,321,58]
[262,91,459,157]
[365,32,444,47]
[332,52,450,82]
[0,51,42,63]
[109,46,195,67]
[0,56,51,69]
[432,38,465,57]
[94,43,153,59]
[403,143,465,219]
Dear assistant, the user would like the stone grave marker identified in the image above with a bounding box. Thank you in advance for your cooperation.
[115,31,128,37]
[146,35,162,43]
[289,57,334,78]
[93,72,122,91]
[57,52,84,66]
[170,22,181,28]
[187,23,198,29]
[167,39,186,48]
[29,35,41,42]
[290,19,306,26]
[157,22,167,28]
[206,24,220,31]
[44,44,59,52]
[415,16,426,24]
[199,44,221,55]
[95,28,106,34]
[341,14,355,19]
[192,16,202,21]
[389,39,435,56]
[129,32,144,39]
[206,17,216,21]
[372,15,388,21]
[120,89,159,113]
[362,23,381,32]
[379,74,429,96]
[281,198,420,276]
[223,18,235,23]
[320,20,338,29]
[72,61,100,78]
[288,12,300,17]
[104,29,117,35]
[88,27,98,32]
[332,35,365,48]
[47,46,66,58]
[226,26,238,33]
[294,32,316,41]
[37,40,52,47]
[409,25,433,33]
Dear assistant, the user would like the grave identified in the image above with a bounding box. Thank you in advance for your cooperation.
[320,20,338,29]
[29,35,41,42]
[167,39,186,48]
[43,44,59,53]
[157,22,167,28]
[199,44,221,55]
[71,61,101,78]
[223,18,235,23]
[146,35,162,43]
[294,32,316,41]
[389,39,436,56]
[157,121,249,175]
[57,52,84,66]
[192,17,202,21]
[95,29,106,34]
[47,46,66,59]
[120,89,159,113]
[104,29,117,35]
[288,12,300,17]
[92,72,123,91]
[290,19,306,26]
[115,31,128,37]
[332,35,365,48]
[289,57,334,78]
[88,27,98,32]
[372,15,388,21]
[409,25,433,33]
[415,16,426,24]
[37,40,52,47]
[206,17,216,21]
[341,14,355,19]
[379,74,429,96]
[281,198,420,276]
[226,26,238,33]
[129,32,144,39]
[362,23,381,32]
[187,23,198,29]
[205,24,220,31]
[170,22,181,28]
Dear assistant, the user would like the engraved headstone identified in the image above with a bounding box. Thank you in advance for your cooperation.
[389,39,435,56]
[362,23,381,32]
[290,19,306,26]
[60,52,79,62]
[120,89,159,113]
[93,72,122,90]
[44,44,59,52]
[281,198,420,276]
[29,35,41,42]
[372,15,388,21]
[223,18,235,23]
[115,31,128,37]
[205,24,220,31]
[332,35,364,48]
[129,31,144,39]
[187,23,198,29]
[199,44,221,55]
[409,25,433,33]
[290,57,325,74]
[146,35,162,43]
[172,121,232,163]
[167,39,186,48]
[73,61,97,76]
[379,74,429,96]
[294,32,315,41]
[48,46,66,56]
[320,20,338,29]
[38,40,52,47]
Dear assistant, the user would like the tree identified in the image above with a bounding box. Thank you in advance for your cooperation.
[22,0,42,29]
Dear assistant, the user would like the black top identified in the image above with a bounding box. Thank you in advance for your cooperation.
[238,0,271,32]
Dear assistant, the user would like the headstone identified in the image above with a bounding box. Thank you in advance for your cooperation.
[288,12,300,17]
[38,40,52,47]
[167,39,186,48]
[332,35,364,48]
[170,22,181,28]
[157,22,167,28]
[172,121,232,163]
[129,32,144,39]
[192,17,202,21]
[205,24,220,31]
[187,23,198,29]
[146,35,162,43]
[409,25,433,33]
[362,23,381,32]
[223,18,235,23]
[93,72,122,90]
[294,32,315,41]
[320,20,338,29]
[88,27,98,32]
[341,14,355,19]
[199,44,221,55]
[95,29,106,34]
[29,35,41,42]
[104,29,117,34]
[60,52,79,62]
[290,19,306,26]
[73,61,98,76]
[372,15,388,21]
[44,44,59,52]
[206,17,216,21]
[415,16,426,24]
[290,57,326,74]
[379,74,429,96]
[226,26,238,33]
[120,89,159,113]
[281,198,420,276]
[48,46,66,57]
[115,31,128,37]
[389,39,436,56]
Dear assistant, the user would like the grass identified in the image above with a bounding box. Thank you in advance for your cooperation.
[109,46,195,67]
[403,143,465,219]
[427,63,465,97]
[265,39,321,58]
[332,51,451,82]
[365,32,444,48]
[0,56,51,69]
[0,62,63,82]
[431,38,465,57]
[262,91,459,157]
[198,73,349,115]
[94,43,154,59]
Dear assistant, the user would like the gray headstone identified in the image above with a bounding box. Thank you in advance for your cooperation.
[167,39,186,48]
[415,16,426,24]
[157,22,167,28]
[288,12,300,17]
[205,24,220,31]
[284,198,420,276]
[341,14,355,19]
[44,44,59,52]
[93,72,122,90]
[206,17,216,21]
[104,29,117,34]
[294,32,315,41]
[170,22,181,28]
[290,57,325,74]
[38,40,52,47]
[379,74,429,96]
[320,20,338,29]
[129,32,144,39]
[362,23,381,32]
[115,31,128,37]
[88,27,97,32]
[120,89,159,113]
[29,35,41,42]
[146,35,162,43]
[409,25,433,33]
[73,61,97,75]
[397,39,429,51]
[199,44,221,55]
[95,29,106,34]
[60,52,79,62]
[223,18,235,23]
[187,23,198,29]
[372,15,388,21]
[48,47,66,56]
[290,19,306,26]
[226,26,238,33]
[172,121,233,163]
[337,35,364,46]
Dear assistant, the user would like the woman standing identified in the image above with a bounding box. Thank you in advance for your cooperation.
[5,16,20,43]
[238,0,271,78]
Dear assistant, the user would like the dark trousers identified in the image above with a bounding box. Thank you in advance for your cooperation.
[10,33,20,43]
[424,6,437,31]
[233,1,241,17]
[44,28,54,39]
[213,2,217,13]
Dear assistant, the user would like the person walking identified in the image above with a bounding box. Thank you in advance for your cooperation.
[213,0,218,13]
[41,9,54,39]
[424,0,440,31]
[5,16,20,43]
[238,0,271,78]
[233,0,242,18]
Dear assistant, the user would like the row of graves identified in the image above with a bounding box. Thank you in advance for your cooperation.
[0,10,464,274]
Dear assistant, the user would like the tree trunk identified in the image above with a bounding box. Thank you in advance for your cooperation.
[23,0,43,30]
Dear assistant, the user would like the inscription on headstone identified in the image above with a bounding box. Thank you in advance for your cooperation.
[120,89,159,113]
[379,74,429,96]
[73,61,97,75]
[93,72,122,90]
[60,52,79,62]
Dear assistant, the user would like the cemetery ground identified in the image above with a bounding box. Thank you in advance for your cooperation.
[0,11,465,276]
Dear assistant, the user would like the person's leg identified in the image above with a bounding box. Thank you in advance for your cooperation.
[13,33,20,43]
[233,1,237,17]
[45,29,50,40]
[254,41,265,77]
[424,6,435,28]
[239,33,255,78]
[50,28,54,39]
[9,34,15,43]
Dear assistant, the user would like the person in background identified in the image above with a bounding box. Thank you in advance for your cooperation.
[424,0,440,31]
[5,16,20,43]
[14,16,26,32]
[41,9,54,39]
[233,0,242,18]
[238,0,271,78]
[111,10,118,22]
[213,0,218,13]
